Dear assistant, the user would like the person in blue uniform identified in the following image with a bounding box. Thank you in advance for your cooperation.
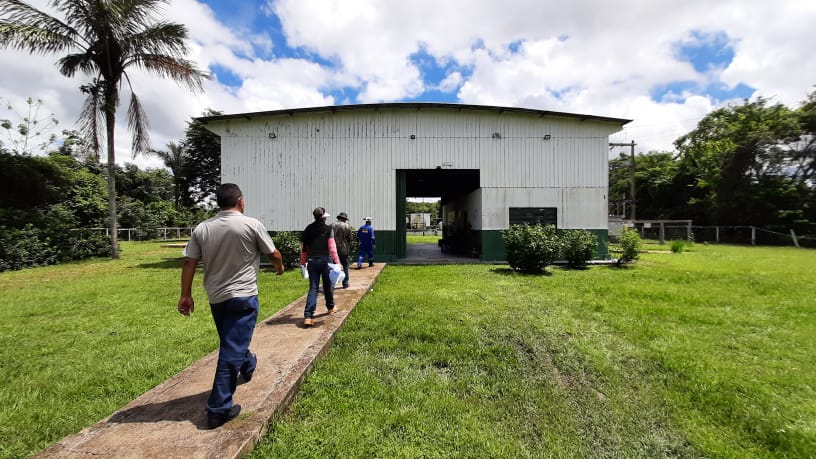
[357,217,375,268]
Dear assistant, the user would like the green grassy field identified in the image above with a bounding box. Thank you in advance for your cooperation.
[406,234,441,245]
[0,241,306,458]
[1,242,814,457]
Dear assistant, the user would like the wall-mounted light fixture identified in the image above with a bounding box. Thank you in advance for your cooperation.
[410,134,416,139]
[543,134,552,140]
[268,132,277,139]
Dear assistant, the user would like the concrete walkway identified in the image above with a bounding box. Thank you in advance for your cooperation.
[37,264,386,459]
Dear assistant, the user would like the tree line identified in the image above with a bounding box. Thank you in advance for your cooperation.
[0,112,220,271]
[610,92,816,240]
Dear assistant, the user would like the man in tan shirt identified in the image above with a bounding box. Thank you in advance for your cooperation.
[178,183,284,429]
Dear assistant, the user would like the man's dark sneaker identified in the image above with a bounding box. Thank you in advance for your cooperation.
[368,263,374,267]
[240,353,256,382]
[207,404,241,429]
[342,284,349,289]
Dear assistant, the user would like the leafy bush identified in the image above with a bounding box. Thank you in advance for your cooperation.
[0,225,58,271]
[670,240,686,253]
[616,228,642,266]
[55,229,112,261]
[502,224,560,273]
[560,229,598,268]
[0,225,114,272]
[271,231,302,268]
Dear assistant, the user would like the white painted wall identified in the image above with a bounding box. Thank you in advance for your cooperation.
[206,106,621,232]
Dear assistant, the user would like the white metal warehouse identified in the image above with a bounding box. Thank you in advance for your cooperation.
[199,103,630,261]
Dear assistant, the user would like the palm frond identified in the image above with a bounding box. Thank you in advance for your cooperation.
[128,54,208,92]
[57,51,95,77]
[0,0,82,54]
[126,88,150,157]
[126,21,188,56]
[77,80,104,162]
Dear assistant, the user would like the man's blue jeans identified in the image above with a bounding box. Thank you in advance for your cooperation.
[338,254,350,287]
[207,296,258,417]
[305,256,334,318]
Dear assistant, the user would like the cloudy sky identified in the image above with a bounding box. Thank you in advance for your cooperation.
[1,0,814,169]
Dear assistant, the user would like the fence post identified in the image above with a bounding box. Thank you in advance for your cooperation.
[659,222,665,245]
[715,226,719,243]
[687,221,692,241]
[751,226,756,246]
[790,229,800,248]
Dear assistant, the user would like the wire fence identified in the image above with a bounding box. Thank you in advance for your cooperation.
[86,227,195,241]
[624,224,816,248]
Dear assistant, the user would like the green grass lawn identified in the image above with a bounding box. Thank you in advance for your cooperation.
[253,244,815,458]
[0,241,306,458]
[406,234,441,245]
[1,242,814,457]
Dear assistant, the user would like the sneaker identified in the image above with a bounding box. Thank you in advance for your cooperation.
[342,284,349,289]
[304,318,314,327]
[328,308,338,315]
[368,263,374,267]
[207,405,241,429]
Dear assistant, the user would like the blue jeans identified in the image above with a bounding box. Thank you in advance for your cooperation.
[338,254,350,287]
[207,296,258,417]
[305,256,334,318]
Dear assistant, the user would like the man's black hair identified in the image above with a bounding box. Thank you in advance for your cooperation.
[216,183,242,209]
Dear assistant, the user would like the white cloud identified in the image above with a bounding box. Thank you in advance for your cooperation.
[2,0,814,166]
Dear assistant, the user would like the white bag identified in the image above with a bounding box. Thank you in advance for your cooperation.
[300,264,308,279]
[328,263,345,287]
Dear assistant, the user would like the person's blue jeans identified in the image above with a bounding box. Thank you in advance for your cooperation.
[305,256,334,318]
[358,244,374,266]
[338,254,350,287]
[207,296,258,417]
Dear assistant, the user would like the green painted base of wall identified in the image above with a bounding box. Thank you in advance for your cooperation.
[479,229,609,261]
[351,229,608,262]
[357,230,400,262]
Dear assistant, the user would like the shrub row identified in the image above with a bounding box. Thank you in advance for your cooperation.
[502,224,643,273]
[0,225,111,272]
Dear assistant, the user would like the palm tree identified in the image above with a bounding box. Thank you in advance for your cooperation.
[151,141,190,207]
[0,0,207,258]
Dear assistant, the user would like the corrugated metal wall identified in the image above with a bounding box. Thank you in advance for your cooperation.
[210,107,619,232]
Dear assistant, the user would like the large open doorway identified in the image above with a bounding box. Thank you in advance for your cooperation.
[395,169,480,263]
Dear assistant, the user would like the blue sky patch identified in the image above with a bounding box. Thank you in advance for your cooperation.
[409,47,465,94]
[507,39,524,54]
[209,64,243,88]
[675,30,735,72]
[651,80,755,103]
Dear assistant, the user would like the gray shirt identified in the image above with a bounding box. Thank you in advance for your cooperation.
[184,210,276,304]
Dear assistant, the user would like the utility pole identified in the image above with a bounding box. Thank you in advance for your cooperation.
[610,141,636,221]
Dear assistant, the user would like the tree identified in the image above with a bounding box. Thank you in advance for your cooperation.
[0,0,207,258]
[0,96,60,155]
[183,109,221,205]
[674,97,802,225]
[150,141,191,207]
[609,151,682,219]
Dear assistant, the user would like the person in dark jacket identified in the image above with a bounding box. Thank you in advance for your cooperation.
[300,207,341,327]
[331,212,354,288]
